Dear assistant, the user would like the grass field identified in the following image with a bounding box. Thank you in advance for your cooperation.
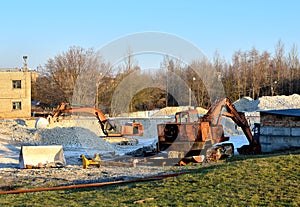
[1,153,299,206]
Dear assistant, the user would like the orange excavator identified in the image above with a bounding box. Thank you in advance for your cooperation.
[201,97,261,154]
[24,103,144,169]
[49,103,143,144]
[157,97,261,163]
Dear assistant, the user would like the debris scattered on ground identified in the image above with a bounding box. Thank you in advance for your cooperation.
[0,165,176,191]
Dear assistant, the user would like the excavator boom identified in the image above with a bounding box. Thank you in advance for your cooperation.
[51,103,115,136]
[50,103,143,137]
[207,97,261,154]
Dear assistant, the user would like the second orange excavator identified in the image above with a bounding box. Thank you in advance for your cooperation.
[49,103,144,145]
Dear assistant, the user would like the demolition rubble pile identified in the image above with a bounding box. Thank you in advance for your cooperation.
[233,94,300,112]
[152,106,208,117]
[34,127,115,154]
[0,119,117,160]
[0,119,35,144]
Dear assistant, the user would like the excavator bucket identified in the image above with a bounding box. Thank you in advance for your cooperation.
[19,145,66,169]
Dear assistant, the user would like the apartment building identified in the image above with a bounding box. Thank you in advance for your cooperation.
[0,68,32,118]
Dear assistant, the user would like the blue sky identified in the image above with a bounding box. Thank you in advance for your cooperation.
[0,0,300,69]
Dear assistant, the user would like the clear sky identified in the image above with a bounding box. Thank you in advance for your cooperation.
[0,0,299,70]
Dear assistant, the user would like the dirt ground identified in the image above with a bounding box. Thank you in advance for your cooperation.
[0,119,179,191]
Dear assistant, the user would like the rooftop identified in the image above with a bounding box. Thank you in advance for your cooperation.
[260,109,300,117]
[0,68,21,72]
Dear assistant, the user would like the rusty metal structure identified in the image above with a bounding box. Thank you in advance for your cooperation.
[157,97,261,162]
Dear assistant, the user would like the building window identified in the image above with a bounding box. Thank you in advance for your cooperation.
[12,102,22,110]
[12,80,21,89]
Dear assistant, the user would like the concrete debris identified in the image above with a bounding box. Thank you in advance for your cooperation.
[0,119,117,165]
[34,127,115,153]
[234,94,300,112]
[152,106,208,117]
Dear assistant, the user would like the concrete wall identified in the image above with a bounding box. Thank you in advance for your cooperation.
[260,134,300,153]
[260,116,300,152]
[0,71,31,118]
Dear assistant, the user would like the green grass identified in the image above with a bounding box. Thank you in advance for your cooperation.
[1,153,299,207]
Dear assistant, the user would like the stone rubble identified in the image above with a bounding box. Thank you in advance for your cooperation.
[233,94,300,112]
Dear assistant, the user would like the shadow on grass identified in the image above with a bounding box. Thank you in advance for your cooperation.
[230,147,300,162]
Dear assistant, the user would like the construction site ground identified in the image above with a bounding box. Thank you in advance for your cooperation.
[0,117,247,191]
[1,94,300,191]
[0,118,178,191]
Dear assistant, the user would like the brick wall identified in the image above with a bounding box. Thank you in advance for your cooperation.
[260,114,300,127]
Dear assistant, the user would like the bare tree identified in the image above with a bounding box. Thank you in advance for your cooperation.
[287,44,299,94]
[272,40,285,95]
[107,48,141,115]
[37,46,106,106]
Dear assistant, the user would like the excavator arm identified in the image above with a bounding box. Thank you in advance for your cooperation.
[51,103,115,136]
[223,98,261,154]
[201,97,261,154]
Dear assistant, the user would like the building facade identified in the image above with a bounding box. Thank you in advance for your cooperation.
[0,68,32,118]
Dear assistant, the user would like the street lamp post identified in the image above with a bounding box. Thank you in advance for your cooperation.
[189,77,196,107]
[166,73,168,107]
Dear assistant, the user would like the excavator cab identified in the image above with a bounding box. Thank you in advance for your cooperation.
[175,110,199,123]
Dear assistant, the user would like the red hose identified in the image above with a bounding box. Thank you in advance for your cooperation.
[0,171,188,195]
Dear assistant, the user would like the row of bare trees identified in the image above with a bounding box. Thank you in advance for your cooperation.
[222,41,300,101]
[34,41,300,113]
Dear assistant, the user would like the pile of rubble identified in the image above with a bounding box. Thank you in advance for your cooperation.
[35,126,115,154]
[233,94,300,112]
[0,119,117,162]
[0,119,35,145]
[152,106,208,117]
